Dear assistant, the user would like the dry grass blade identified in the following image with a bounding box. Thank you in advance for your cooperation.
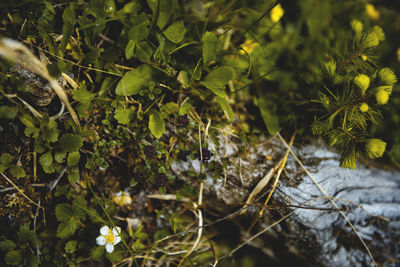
[147,194,191,203]
[259,132,295,216]
[0,38,80,126]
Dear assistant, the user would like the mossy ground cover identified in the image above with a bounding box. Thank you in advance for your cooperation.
[0,1,399,266]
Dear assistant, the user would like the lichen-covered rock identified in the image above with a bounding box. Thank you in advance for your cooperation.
[171,136,400,266]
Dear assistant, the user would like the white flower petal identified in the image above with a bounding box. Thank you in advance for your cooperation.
[113,236,121,245]
[105,243,114,253]
[96,235,106,246]
[100,226,110,236]
[112,226,121,236]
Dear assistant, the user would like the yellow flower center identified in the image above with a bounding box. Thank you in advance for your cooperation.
[106,233,115,243]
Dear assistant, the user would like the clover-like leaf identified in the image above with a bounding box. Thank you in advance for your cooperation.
[163,20,186,43]
[115,64,154,96]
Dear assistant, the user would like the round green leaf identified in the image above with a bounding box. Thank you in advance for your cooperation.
[148,110,165,139]
[57,134,83,152]
[67,151,80,167]
[5,250,21,266]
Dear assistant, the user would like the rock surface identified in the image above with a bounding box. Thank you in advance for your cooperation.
[171,136,400,266]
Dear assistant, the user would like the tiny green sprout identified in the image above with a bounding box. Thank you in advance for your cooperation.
[354,74,370,94]
[365,138,386,159]
[359,103,369,112]
[376,88,389,104]
[96,226,121,253]
[379,68,397,86]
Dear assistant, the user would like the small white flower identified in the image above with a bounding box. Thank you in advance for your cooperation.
[96,225,121,253]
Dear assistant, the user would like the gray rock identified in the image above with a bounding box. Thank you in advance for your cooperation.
[171,136,400,266]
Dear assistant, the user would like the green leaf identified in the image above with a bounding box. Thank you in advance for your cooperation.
[54,151,67,163]
[0,240,17,252]
[17,224,36,246]
[91,246,105,261]
[154,228,170,241]
[163,20,186,43]
[73,84,95,104]
[114,108,135,125]
[158,186,166,194]
[160,102,178,115]
[5,250,21,266]
[24,127,40,138]
[0,163,7,173]
[202,31,218,67]
[87,207,104,224]
[60,3,75,51]
[130,178,138,187]
[25,253,39,267]
[178,70,190,88]
[42,164,55,174]
[72,197,87,218]
[200,66,234,98]
[39,151,53,168]
[0,153,13,165]
[55,203,74,222]
[65,240,78,254]
[136,41,153,62]
[147,0,175,29]
[258,97,279,135]
[67,167,80,183]
[125,40,136,59]
[148,109,165,139]
[179,101,193,115]
[106,250,124,263]
[43,128,59,143]
[0,106,17,119]
[128,23,149,42]
[19,113,36,128]
[115,65,154,96]
[57,220,79,238]
[9,166,26,179]
[43,124,59,143]
[57,134,83,152]
[67,151,80,167]
[216,97,234,121]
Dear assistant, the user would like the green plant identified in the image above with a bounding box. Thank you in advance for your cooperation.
[0,0,399,266]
